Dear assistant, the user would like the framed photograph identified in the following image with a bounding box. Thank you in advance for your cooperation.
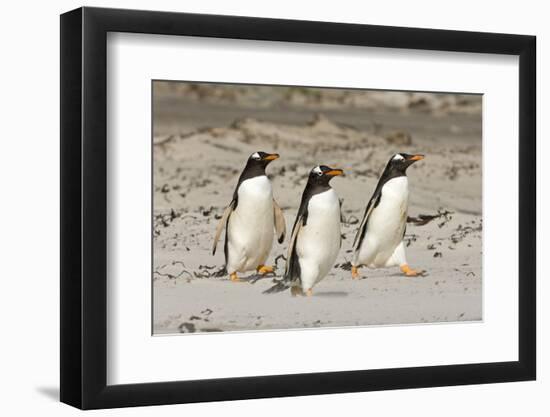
[60,6,536,409]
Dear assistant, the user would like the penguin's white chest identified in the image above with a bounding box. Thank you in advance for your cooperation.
[227,176,275,272]
[297,189,341,289]
[358,176,409,267]
[372,176,409,225]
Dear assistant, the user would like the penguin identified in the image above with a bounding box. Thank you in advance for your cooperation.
[351,153,424,279]
[264,165,344,296]
[212,151,286,282]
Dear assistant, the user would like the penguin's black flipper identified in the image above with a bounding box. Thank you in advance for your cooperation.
[352,191,381,251]
[212,201,235,256]
[284,214,304,277]
[273,200,286,244]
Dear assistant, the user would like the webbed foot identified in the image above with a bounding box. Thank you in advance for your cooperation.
[400,264,423,277]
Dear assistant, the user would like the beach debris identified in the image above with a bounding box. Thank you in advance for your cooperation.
[404,233,419,247]
[434,252,443,258]
[178,322,196,333]
[202,206,214,216]
[153,208,192,237]
[407,209,453,227]
[213,267,227,277]
[193,270,212,278]
[188,311,211,322]
[191,265,221,279]
[449,221,483,244]
[153,261,192,281]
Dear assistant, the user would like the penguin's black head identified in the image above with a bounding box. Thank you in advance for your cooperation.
[246,151,280,168]
[239,151,280,181]
[308,165,345,186]
[387,153,424,174]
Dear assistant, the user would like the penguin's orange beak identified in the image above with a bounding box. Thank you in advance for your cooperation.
[408,154,424,161]
[326,168,344,177]
[263,153,280,161]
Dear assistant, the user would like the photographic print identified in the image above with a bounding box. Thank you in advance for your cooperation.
[152,81,482,335]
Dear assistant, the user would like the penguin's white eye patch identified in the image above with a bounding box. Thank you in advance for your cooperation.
[393,154,405,161]
[251,152,260,160]
[313,166,323,176]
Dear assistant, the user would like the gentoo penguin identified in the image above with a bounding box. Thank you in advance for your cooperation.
[212,152,286,282]
[351,153,424,279]
[264,165,344,296]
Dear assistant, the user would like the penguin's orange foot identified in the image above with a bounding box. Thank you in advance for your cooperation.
[400,264,422,277]
[230,272,241,282]
[291,286,304,297]
[351,266,360,280]
[305,289,313,297]
[256,265,274,275]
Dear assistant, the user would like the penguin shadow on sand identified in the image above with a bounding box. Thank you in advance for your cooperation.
[238,270,278,284]
[386,270,429,278]
[216,254,286,284]
[312,290,349,298]
[341,260,428,281]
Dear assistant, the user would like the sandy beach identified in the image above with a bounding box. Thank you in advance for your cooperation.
[152,83,482,334]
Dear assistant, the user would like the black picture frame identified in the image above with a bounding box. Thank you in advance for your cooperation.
[60,6,536,410]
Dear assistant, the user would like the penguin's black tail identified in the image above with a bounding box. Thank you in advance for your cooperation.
[263,280,291,294]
